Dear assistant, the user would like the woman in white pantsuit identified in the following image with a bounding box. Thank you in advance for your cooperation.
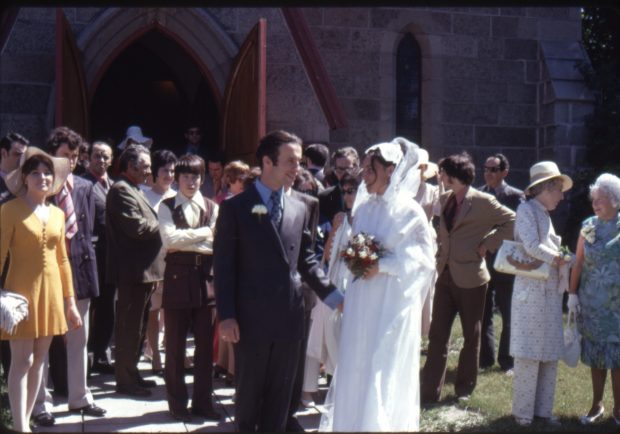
[510,161,572,427]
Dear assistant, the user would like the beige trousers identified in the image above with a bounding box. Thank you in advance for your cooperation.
[512,357,557,421]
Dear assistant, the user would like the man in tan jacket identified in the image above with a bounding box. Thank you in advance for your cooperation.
[421,152,515,403]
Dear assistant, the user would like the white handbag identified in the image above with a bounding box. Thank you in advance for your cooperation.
[562,310,581,368]
[0,289,29,335]
[493,240,551,280]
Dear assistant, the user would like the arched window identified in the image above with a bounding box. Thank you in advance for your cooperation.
[396,33,422,143]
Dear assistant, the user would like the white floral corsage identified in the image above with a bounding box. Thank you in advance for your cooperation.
[581,220,596,244]
[252,204,268,221]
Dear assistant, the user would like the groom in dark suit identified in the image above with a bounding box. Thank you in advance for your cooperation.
[214,130,343,432]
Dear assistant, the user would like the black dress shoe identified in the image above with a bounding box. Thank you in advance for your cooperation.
[286,416,306,432]
[69,403,107,417]
[191,407,221,421]
[33,411,55,427]
[115,385,152,397]
[137,377,157,388]
[92,361,115,374]
[170,409,192,423]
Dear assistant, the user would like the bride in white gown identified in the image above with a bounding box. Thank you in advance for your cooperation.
[319,138,436,432]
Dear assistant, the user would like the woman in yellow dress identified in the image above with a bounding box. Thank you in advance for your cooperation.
[0,147,81,432]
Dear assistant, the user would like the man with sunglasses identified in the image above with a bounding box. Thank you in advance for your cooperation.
[479,154,524,376]
[318,146,359,223]
[183,125,210,162]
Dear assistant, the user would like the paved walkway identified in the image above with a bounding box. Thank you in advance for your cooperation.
[32,354,325,433]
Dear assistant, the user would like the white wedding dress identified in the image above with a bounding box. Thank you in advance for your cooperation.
[319,188,436,431]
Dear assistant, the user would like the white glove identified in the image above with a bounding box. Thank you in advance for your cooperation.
[567,293,580,313]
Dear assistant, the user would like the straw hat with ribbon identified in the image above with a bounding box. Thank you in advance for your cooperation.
[5,147,71,197]
[524,161,573,194]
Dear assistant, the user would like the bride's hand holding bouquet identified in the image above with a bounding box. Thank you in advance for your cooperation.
[341,232,387,281]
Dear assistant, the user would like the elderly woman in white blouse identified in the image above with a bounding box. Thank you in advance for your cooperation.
[509,161,573,427]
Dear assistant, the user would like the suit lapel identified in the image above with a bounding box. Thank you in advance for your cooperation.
[247,185,288,264]
[453,188,474,229]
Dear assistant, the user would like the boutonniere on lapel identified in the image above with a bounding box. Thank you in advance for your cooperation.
[251,204,268,222]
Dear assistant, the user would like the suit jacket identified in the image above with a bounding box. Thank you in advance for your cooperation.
[81,172,114,268]
[0,176,13,205]
[479,181,524,285]
[105,176,165,285]
[213,184,337,342]
[436,187,515,289]
[51,175,99,300]
[479,181,524,212]
[290,190,320,313]
[318,184,343,223]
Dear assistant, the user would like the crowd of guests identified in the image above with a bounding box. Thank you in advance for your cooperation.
[0,123,619,431]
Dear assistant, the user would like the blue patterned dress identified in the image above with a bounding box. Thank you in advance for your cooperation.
[577,213,620,368]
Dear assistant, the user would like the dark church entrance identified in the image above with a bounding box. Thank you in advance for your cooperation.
[90,29,219,157]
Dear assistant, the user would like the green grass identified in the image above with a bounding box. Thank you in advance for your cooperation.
[419,313,617,432]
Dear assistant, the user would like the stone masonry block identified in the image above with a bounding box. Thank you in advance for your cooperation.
[324,8,370,28]
[441,124,475,148]
[526,7,571,19]
[443,102,499,125]
[507,83,537,104]
[75,7,102,24]
[342,98,380,121]
[301,8,323,26]
[439,35,477,58]
[0,84,50,115]
[504,39,538,60]
[570,103,594,124]
[4,20,55,54]
[470,8,500,15]
[425,12,453,34]
[498,104,537,126]
[0,54,54,84]
[526,61,541,83]
[266,64,310,93]
[0,114,48,144]
[323,51,379,78]
[453,14,491,37]
[19,7,56,22]
[476,82,507,104]
[538,19,582,41]
[539,41,584,60]
[442,57,491,80]
[475,126,536,148]
[330,74,356,97]
[351,29,382,53]
[491,16,518,38]
[517,17,539,39]
[444,80,476,103]
[500,8,526,16]
[238,8,285,35]
[313,27,350,51]
[370,8,399,28]
[267,32,299,64]
[490,60,525,82]
[477,38,503,59]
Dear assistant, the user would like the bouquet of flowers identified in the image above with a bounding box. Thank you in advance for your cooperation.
[559,245,573,262]
[340,232,387,281]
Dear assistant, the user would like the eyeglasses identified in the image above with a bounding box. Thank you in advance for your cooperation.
[343,188,357,195]
[483,166,502,173]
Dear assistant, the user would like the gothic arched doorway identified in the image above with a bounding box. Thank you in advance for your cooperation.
[90,29,219,156]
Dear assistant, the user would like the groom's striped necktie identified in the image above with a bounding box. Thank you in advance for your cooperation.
[269,190,283,229]
[57,181,78,242]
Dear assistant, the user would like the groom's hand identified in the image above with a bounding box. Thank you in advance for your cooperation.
[220,318,240,343]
